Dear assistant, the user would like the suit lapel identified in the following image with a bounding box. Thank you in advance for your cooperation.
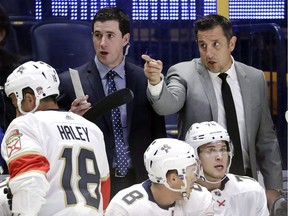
[86,61,105,98]
[85,61,111,125]
[235,62,251,143]
[197,60,218,121]
[124,62,135,134]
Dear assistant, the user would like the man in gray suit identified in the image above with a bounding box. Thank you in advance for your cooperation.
[141,14,283,212]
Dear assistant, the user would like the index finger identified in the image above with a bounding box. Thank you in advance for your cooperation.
[72,95,88,106]
[141,54,154,62]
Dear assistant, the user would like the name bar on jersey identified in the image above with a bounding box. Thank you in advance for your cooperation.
[57,125,90,142]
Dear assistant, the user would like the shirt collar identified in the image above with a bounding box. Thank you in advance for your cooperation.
[220,175,230,190]
[94,56,126,79]
[208,56,236,81]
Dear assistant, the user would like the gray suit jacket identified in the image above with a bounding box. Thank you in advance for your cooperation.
[147,58,282,189]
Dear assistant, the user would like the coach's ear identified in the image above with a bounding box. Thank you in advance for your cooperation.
[229,36,237,52]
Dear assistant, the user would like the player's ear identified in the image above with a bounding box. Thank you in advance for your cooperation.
[166,170,178,186]
[24,93,34,103]
[24,93,37,110]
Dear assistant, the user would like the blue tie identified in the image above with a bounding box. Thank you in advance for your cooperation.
[107,70,128,176]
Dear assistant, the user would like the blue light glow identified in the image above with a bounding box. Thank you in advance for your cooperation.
[229,0,285,19]
[132,0,197,20]
[34,0,286,20]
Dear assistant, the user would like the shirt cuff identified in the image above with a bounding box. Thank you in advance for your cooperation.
[147,74,164,96]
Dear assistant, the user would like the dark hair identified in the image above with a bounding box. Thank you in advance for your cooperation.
[0,4,10,46]
[166,169,178,178]
[92,7,130,36]
[22,87,57,103]
[194,14,234,41]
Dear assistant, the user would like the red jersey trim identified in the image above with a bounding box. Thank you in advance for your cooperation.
[9,154,50,179]
[101,177,110,210]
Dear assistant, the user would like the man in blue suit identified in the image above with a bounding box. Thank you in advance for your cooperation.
[58,7,166,198]
[142,14,283,212]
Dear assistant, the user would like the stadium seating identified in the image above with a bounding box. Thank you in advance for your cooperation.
[30,20,95,73]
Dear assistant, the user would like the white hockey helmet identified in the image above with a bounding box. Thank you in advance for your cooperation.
[144,138,198,197]
[5,61,60,114]
[185,121,233,178]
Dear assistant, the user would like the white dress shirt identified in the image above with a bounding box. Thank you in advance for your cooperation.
[209,57,249,169]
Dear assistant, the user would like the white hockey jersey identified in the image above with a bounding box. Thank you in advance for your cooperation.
[0,177,11,216]
[211,174,269,216]
[1,110,110,216]
[105,179,214,216]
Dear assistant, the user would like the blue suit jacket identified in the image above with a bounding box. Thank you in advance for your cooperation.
[58,59,167,182]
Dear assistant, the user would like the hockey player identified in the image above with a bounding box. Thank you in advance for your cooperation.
[105,138,214,216]
[185,121,269,216]
[0,61,110,215]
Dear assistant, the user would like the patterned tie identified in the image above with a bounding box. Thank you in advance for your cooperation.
[107,70,128,176]
[218,73,245,175]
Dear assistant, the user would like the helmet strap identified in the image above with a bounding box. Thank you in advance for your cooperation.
[18,97,40,115]
[203,174,228,184]
[163,178,189,198]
